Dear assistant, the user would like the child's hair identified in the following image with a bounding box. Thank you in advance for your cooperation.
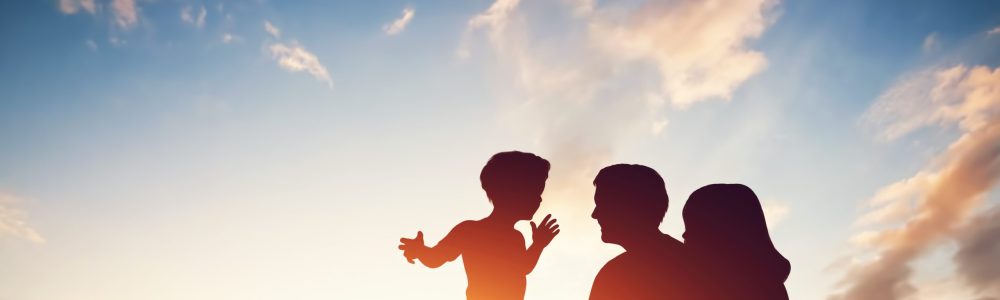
[480,151,550,204]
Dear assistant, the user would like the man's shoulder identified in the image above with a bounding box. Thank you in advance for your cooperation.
[598,252,629,272]
[594,251,638,281]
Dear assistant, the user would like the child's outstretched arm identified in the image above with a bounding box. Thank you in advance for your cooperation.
[398,222,468,268]
[523,214,560,275]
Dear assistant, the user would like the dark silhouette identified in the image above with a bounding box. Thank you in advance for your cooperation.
[589,164,696,300]
[398,151,560,300]
[683,184,791,300]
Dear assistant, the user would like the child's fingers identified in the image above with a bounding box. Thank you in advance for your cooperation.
[545,218,558,228]
[540,214,552,225]
[416,231,424,241]
[553,229,560,236]
[550,224,560,232]
[530,221,537,231]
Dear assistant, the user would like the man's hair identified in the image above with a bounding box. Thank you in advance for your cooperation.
[480,151,550,204]
[593,164,669,225]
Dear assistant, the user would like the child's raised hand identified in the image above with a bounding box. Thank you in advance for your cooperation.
[398,231,426,264]
[530,214,560,248]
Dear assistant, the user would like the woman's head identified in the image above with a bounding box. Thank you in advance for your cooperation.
[682,184,775,253]
[683,183,791,298]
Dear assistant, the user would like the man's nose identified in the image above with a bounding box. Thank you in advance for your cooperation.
[591,208,598,219]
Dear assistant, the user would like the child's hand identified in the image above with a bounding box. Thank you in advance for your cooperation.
[398,231,426,264]
[530,214,560,248]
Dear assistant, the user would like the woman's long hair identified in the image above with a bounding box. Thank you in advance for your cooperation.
[682,183,790,299]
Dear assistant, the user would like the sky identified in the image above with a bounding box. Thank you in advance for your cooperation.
[1,0,999,299]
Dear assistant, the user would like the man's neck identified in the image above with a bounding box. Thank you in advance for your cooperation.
[618,229,671,253]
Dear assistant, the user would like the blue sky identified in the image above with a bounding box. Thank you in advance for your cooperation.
[1,0,999,299]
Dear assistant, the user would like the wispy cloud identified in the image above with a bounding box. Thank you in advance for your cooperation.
[853,172,935,227]
[651,117,669,136]
[954,206,1000,297]
[988,26,1000,36]
[58,0,96,15]
[262,21,333,88]
[264,20,281,38]
[111,0,138,30]
[181,5,207,29]
[109,36,126,47]
[221,33,240,44]
[269,43,334,89]
[458,0,778,217]
[383,7,415,36]
[762,200,790,229]
[833,64,1000,300]
[922,32,940,53]
[588,0,777,107]
[0,191,45,244]
[85,39,98,51]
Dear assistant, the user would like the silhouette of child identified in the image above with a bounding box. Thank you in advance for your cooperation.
[398,151,560,300]
[682,184,790,300]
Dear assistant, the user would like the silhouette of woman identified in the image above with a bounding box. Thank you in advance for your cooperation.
[682,184,790,300]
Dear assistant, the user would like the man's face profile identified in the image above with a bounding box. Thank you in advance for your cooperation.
[592,185,627,245]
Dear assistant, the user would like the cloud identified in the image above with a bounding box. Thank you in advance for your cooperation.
[221,33,239,44]
[589,0,777,107]
[467,0,520,34]
[181,5,207,28]
[988,26,1000,36]
[109,36,126,47]
[923,32,940,53]
[762,200,790,229]
[383,7,415,36]
[863,65,999,140]
[833,64,1000,300]
[458,0,778,220]
[58,0,96,15]
[264,20,281,38]
[0,192,45,243]
[651,117,668,136]
[954,206,1000,297]
[85,39,98,51]
[854,172,936,227]
[269,43,334,89]
[111,0,138,29]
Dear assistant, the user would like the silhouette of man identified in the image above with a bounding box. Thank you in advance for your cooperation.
[398,151,560,300]
[589,164,694,300]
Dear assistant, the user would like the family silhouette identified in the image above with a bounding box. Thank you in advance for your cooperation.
[399,151,790,300]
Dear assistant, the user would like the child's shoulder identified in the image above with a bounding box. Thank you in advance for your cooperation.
[451,219,482,232]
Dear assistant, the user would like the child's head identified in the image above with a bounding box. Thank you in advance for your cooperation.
[480,151,550,220]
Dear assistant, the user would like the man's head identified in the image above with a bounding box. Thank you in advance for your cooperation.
[591,164,669,245]
[480,151,550,220]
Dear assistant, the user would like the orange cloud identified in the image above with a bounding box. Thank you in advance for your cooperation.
[954,206,1000,297]
[111,0,138,30]
[834,65,1000,300]
[0,191,45,244]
